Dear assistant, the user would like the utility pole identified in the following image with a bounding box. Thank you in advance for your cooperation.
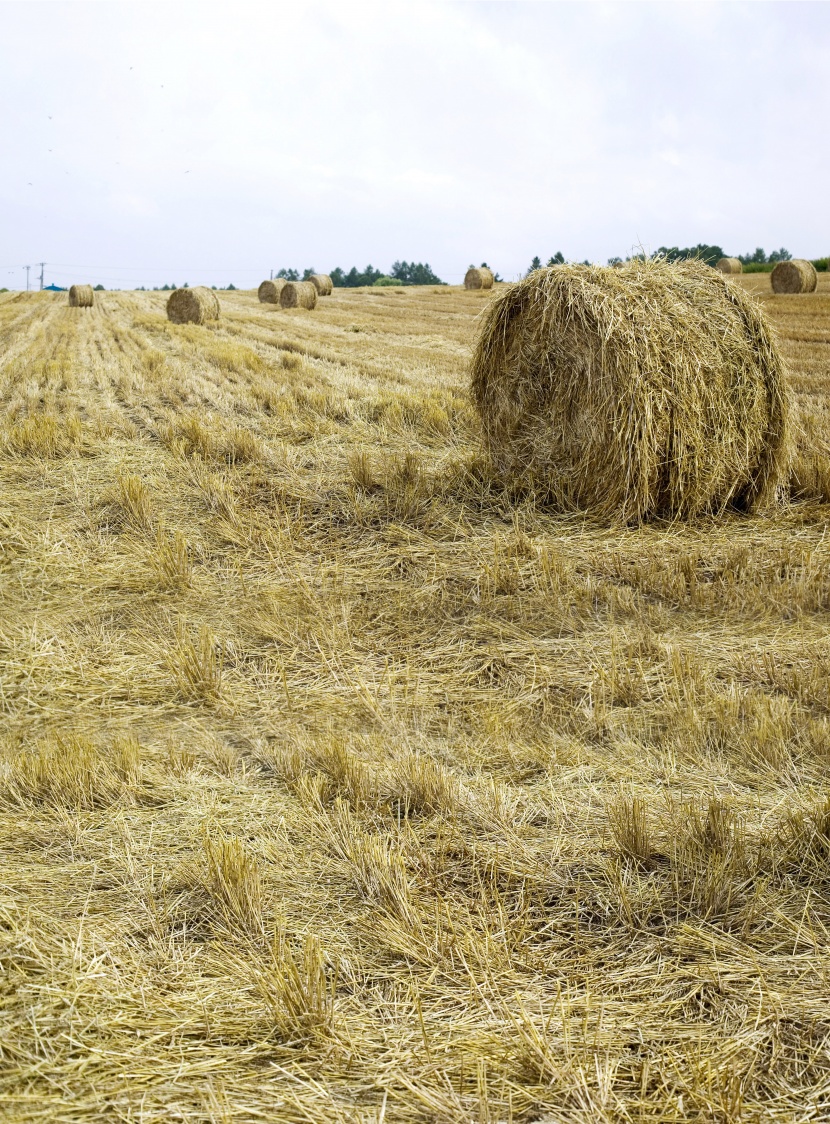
[37,262,46,290]
[24,265,30,291]
[270,269,273,280]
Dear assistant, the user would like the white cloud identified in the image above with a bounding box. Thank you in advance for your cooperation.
[0,0,827,287]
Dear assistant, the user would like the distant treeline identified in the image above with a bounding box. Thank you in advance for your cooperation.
[528,246,828,274]
[275,262,446,287]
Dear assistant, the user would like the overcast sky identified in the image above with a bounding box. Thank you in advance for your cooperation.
[1,1,827,289]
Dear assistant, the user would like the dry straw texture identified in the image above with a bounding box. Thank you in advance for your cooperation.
[471,259,790,521]
[772,258,818,294]
[166,286,220,324]
[257,279,286,303]
[3,276,830,1120]
[307,273,333,296]
[717,256,743,274]
[280,280,318,309]
[464,266,494,290]
[68,284,94,308]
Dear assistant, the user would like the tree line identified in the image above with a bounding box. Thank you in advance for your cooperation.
[274,262,446,287]
[525,246,810,274]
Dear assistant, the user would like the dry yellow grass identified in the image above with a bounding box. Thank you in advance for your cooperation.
[2,276,830,1121]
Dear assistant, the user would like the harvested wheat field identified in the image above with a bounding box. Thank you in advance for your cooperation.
[3,273,830,1122]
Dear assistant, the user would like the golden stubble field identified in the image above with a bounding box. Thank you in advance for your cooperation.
[2,273,830,1122]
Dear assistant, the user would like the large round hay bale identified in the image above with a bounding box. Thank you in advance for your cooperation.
[258,279,286,303]
[280,281,317,310]
[716,257,742,275]
[307,274,333,296]
[465,267,494,290]
[772,259,817,294]
[68,284,94,308]
[470,259,789,522]
[166,287,220,324]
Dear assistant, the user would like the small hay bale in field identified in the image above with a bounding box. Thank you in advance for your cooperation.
[166,287,220,324]
[717,257,743,274]
[470,259,789,522]
[258,279,286,303]
[464,267,494,290]
[772,259,817,294]
[280,281,318,310]
[308,274,333,296]
[68,284,94,308]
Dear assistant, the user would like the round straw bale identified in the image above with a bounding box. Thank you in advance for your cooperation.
[465,267,494,290]
[68,284,94,308]
[716,257,743,274]
[307,274,333,296]
[166,287,220,325]
[771,259,817,294]
[280,281,318,310]
[258,279,286,303]
[470,259,789,522]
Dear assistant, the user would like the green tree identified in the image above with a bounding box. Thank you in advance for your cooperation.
[548,252,565,265]
[527,256,542,275]
[390,261,445,285]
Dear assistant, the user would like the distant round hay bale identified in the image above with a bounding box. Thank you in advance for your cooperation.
[772,259,817,294]
[716,257,743,274]
[307,274,333,296]
[68,284,94,308]
[464,267,494,290]
[470,259,789,522]
[258,279,286,303]
[280,281,318,310]
[166,287,220,324]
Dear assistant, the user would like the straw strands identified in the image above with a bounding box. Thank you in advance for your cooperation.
[68,284,94,308]
[464,267,494,290]
[772,259,818,294]
[470,259,790,521]
[166,287,221,324]
[280,281,318,309]
[257,279,286,303]
[717,257,743,274]
[2,278,830,1120]
[307,274,333,296]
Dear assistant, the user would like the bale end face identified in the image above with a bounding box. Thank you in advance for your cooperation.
[470,260,790,523]
[771,260,817,295]
[307,274,333,296]
[258,280,286,304]
[279,281,318,310]
[166,287,220,325]
[68,284,94,308]
[716,257,743,275]
[464,267,494,290]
